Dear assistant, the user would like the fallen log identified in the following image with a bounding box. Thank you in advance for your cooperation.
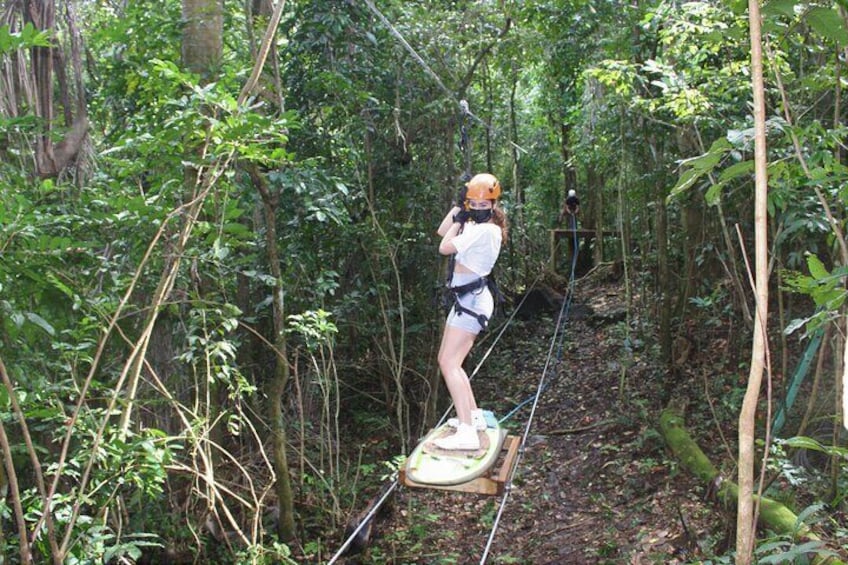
[659,407,844,564]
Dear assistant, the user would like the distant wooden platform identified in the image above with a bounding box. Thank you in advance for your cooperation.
[400,435,520,496]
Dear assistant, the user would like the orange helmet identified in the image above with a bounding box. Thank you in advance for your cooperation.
[465,173,501,201]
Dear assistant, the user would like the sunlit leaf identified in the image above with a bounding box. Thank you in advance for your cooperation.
[25,312,55,336]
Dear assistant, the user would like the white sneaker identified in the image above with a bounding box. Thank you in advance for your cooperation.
[447,409,487,431]
[434,424,480,451]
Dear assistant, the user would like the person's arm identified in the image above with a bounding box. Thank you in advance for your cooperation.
[437,205,462,237]
[439,221,462,255]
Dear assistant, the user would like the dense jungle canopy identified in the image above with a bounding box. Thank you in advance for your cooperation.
[1,0,848,563]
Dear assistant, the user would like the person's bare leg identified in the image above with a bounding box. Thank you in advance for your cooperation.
[438,325,477,425]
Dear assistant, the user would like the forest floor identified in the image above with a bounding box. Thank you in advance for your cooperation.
[332,266,745,564]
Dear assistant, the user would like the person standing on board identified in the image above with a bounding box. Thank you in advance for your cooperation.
[433,173,508,450]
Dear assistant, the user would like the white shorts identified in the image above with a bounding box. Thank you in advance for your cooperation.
[445,272,493,334]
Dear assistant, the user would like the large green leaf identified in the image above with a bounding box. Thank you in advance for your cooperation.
[668,137,732,202]
[805,6,848,45]
[762,0,799,18]
[806,253,829,280]
[704,159,754,205]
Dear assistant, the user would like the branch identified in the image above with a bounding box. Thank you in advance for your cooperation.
[457,17,513,97]
[0,357,34,565]
[238,0,287,106]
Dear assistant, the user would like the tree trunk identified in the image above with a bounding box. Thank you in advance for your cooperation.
[674,189,702,323]
[737,1,769,561]
[509,70,527,277]
[250,166,297,542]
[182,0,223,77]
[22,0,89,178]
[656,192,671,365]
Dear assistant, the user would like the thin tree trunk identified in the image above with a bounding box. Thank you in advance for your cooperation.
[249,166,296,542]
[23,0,88,178]
[656,192,671,365]
[675,189,703,325]
[737,1,769,561]
[509,70,527,276]
[835,324,845,496]
[0,357,38,565]
[238,0,285,105]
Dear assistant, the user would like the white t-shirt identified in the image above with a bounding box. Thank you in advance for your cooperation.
[452,222,502,277]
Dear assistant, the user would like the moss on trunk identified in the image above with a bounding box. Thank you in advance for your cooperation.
[659,407,844,565]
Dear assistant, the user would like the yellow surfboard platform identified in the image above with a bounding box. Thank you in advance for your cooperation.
[403,411,506,487]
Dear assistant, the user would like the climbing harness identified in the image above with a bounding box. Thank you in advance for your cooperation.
[443,274,504,332]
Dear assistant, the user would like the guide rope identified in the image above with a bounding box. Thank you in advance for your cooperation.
[479,213,580,564]
[326,481,399,562]
[498,213,580,425]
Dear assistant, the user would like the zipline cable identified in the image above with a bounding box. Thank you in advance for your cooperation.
[479,214,580,564]
[325,481,399,563]
[361,0,454,102]
[360,0,528,156]
[497,215,579,425]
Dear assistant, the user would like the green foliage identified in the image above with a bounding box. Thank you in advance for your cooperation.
[234,541,298,565]
[0,22,51,55]
[782,254,848,336]
[287,309,338,350]
[4,412,175,563]
[85,0,183,136]
[784,435,848,459]
[763,1,848,46]
[756,532,839,565]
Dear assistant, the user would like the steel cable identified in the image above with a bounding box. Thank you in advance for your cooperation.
[479,214,580,564]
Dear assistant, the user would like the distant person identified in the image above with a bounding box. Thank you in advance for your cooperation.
[434,173,508,450]
[566,189,580,214]
[558,189,580,224]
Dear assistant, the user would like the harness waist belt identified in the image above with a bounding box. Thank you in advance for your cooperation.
[448,276,488,296]
[446,276,491,330]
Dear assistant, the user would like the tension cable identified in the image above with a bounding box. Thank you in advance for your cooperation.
[479,214,581,564]
[361,0,529,157]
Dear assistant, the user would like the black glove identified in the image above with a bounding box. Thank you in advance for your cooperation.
[453,209,470,224]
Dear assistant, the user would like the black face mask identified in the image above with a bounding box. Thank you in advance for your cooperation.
[468,209,493,223]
